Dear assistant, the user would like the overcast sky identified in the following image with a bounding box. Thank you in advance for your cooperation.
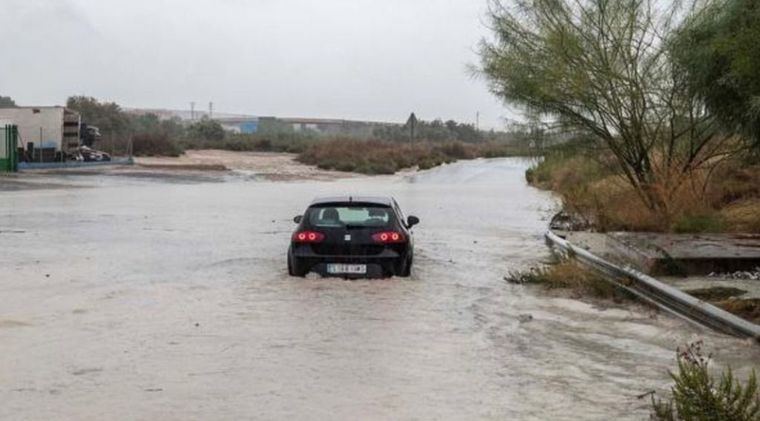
[0,0,516,128]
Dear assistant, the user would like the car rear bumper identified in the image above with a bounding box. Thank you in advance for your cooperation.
[291,247,403,277]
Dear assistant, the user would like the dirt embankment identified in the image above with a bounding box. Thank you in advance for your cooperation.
[0,150,358,191]
[134,150,360,181]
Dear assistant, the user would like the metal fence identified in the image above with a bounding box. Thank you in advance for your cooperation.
[1,125,19,172]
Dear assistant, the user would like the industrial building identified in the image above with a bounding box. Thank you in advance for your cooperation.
[127,107,400,138]
[258,117,395,138]
[0,106,81,162]
[217,117,259,134]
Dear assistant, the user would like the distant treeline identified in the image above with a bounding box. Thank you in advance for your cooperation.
[56,96,538,157]
[0,94,547,164]
[373,119,483,143]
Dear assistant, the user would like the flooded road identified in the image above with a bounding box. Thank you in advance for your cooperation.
[1,158,757,420]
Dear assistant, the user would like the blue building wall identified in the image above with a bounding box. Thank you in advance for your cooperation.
[240,121,258,134]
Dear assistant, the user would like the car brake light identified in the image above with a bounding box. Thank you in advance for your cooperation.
[372,231,405,243]
[293,231,325,243]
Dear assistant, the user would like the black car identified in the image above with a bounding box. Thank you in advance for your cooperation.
[288,196,419,278]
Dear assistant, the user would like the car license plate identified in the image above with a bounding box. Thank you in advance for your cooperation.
[326,264,367,275]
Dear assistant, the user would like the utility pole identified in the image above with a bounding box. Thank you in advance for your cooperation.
[190,102,195,121]
[476,111,480,131]
[209,102,213,119]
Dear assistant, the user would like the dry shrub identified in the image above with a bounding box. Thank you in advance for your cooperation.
[297,138,518,175]
[720,199,760,233]
[132,133,183,157]
[706,165,760,207]
[506,260,632,300]
[529,149,760,233]
[575,176,664,232]
[718,299,760,324]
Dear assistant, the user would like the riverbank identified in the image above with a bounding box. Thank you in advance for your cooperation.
[0,150,356,192]
[135,149,359,181]
[131,140,530,180]
[526,144,760,234]
[520,144,760,327]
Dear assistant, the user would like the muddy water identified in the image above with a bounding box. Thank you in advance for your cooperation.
[0,158,757,420]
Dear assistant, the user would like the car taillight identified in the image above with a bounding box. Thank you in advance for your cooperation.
[372,231,405,243]
[293,231,325,243]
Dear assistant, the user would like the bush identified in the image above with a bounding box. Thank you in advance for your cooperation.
[295,138,527,175]
[526,143,760,233]
[505,259,632,301]
[651,341,760,420]
[187,119,225,142]
[721,199,760,233]
[179,131,317,154]
[717,299,760,325]
[131,133,183,157]
[673,213,725,233]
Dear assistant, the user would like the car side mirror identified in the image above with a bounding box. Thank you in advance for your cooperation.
[407,215,420,227]
[293,215,303,224]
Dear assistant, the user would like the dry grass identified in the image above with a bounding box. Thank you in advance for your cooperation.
[528,147,760,233]
[297,138,527,174]
[717,299,760,324]
[720,199,760,233]
[507,260,633,301]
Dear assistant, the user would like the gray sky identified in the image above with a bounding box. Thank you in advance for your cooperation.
[0,0,516,128]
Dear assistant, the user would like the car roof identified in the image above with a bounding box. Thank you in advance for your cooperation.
[309,196,394,207]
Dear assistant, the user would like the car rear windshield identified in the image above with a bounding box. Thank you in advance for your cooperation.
[307,205,394,228]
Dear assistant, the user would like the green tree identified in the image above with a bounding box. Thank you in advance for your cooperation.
[672,0,760,150]
[0,95,17,108]
[480,0,738,220]
[66,96,131,141]
[187,118,225,142]
[131,113,186,140]
[445,120,482,143]
[131,113,162,134]
[158,117,186,140]
[373,118,482,143]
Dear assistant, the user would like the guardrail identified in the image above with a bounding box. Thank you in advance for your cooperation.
[545,230,760,341]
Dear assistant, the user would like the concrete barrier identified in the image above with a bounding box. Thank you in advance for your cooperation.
[18,157,134,170]
[545,230,760,341]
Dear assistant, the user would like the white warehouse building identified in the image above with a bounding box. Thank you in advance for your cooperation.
[0,106,81,161]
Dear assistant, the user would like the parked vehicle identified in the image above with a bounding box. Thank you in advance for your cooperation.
[288,196,419,278]
[76,146,111,162]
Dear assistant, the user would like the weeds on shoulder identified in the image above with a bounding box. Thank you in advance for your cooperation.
[505,259,634,301]
[651,341,760,420]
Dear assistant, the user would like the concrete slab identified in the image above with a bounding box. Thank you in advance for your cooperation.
[563,231,631,266]
[662,276,760,300]
[562,232,760,276]
[608,233,760,275]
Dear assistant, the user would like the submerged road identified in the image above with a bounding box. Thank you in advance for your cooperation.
[0,158,757,420]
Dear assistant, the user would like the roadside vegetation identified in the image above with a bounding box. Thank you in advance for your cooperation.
[297,138,530,174]
[526,142,760,233]
[54,95,538,174]
[505,259,634,302]
[650,342,760,420]
[480,0,760,234]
